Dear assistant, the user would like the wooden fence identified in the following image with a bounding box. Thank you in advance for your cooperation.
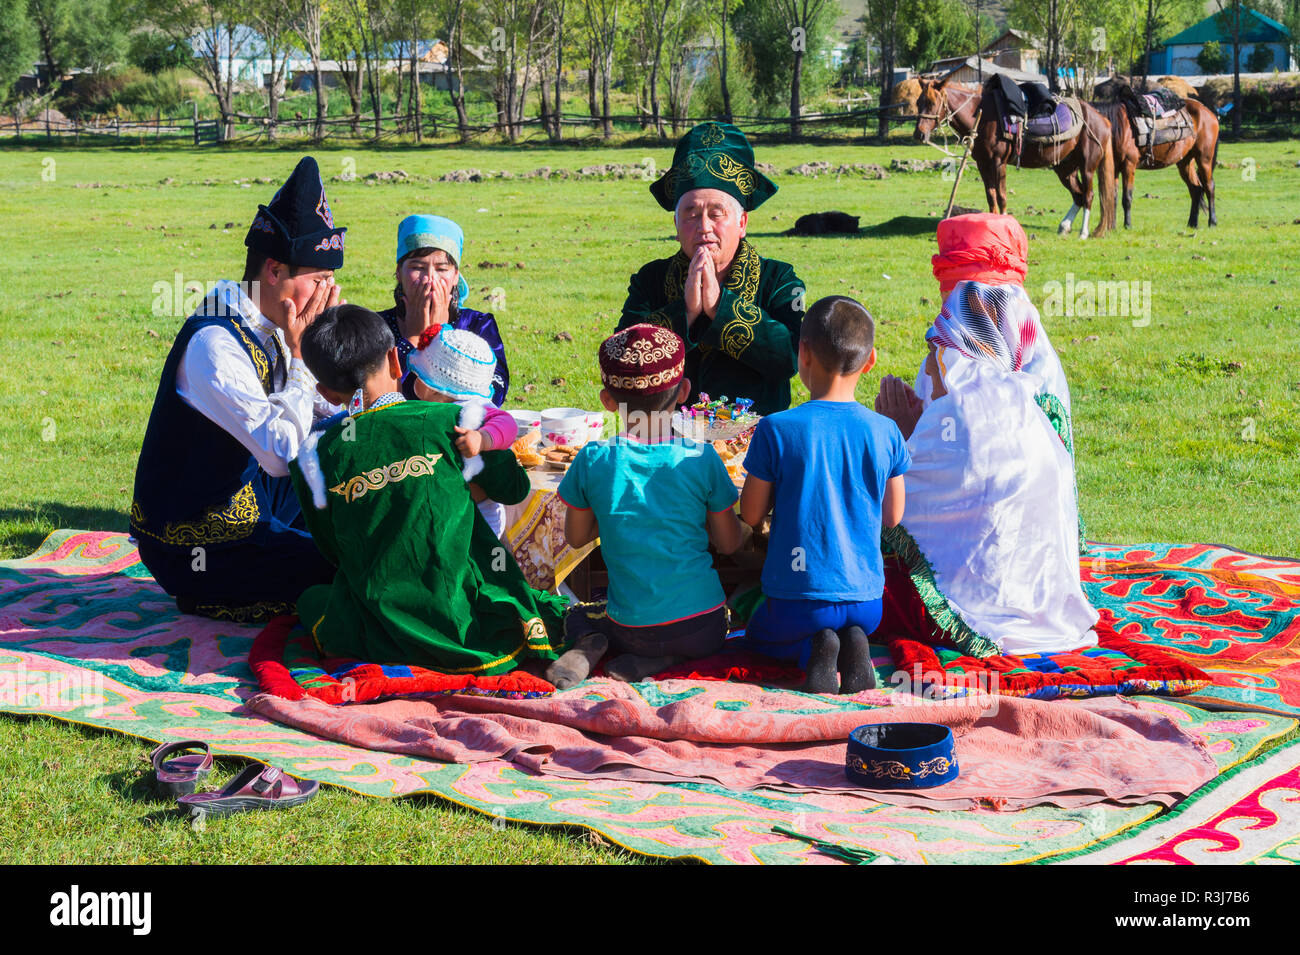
[2,103,1293,146]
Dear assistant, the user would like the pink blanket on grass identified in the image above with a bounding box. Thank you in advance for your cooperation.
[247,678,1217,811]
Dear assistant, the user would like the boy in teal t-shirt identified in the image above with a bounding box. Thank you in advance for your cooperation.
[550,324,743,687]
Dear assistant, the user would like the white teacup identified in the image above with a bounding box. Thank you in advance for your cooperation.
[540,407,588,448]
[507,409,541,431]
[507,409,541,447]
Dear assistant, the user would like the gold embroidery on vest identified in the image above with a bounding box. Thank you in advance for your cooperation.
[645,309,674,330]
[662,241,760,306]
[229,319,272,393]
[663,251,688,301]
[725,241,761,301]
[720,301,762,358]
[330,453,443,503]
[146,482,261,546]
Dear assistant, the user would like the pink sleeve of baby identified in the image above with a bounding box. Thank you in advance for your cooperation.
[480,405,518,450]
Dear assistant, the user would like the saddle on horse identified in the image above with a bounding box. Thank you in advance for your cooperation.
[990,75,1081,147]
[1130,110,1194,148]
[1120,86,1193,149]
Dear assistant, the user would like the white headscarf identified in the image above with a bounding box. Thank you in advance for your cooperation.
[914,282,1075,453]
[892,282,1098,657]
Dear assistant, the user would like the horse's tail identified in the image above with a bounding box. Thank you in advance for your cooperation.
[1094,116,1117,238]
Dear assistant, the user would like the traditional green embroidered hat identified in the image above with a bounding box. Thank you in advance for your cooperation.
[650,122,777,213]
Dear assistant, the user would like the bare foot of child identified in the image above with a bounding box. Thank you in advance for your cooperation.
[803,629,840,694]
[546,633,609,690]
[605,653,684,683]
[837,626,878,694]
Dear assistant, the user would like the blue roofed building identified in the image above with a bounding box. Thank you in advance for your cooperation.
[1147,8,1295,76]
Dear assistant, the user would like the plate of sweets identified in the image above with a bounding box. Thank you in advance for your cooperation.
[712,434,753,488]
[672,394,760,443]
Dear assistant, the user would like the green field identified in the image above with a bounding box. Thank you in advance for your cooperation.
[0,137,1298,863]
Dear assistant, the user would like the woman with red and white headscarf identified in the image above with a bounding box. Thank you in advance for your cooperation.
[874,214,1096,657]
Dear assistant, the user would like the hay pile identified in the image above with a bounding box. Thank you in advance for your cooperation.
[892,77,922,116]
[1198,74,1300,112]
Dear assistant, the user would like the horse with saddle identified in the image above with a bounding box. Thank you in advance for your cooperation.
[912,71,1116,239]
[1092,75,1220,229]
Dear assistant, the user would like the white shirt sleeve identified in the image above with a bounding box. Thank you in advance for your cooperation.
[175,326,317,478]
[313,390,344,421]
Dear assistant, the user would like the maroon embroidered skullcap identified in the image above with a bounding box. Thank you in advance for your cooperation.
[599,324,685,395]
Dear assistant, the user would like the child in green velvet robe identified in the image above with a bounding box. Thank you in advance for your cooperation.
[289,304,567,673]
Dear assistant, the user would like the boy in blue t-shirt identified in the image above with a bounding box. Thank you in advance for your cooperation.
[548,324,743,688]
[739,296,909,694]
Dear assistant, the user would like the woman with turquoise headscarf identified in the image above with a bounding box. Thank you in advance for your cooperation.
[379,214,510,406]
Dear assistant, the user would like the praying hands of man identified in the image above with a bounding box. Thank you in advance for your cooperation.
[284,275,343,359]
[874,374,926,440]
[400,270,453,342]
[684,245,721,327]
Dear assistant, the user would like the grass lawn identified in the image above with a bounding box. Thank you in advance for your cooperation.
[0,134,1297,863]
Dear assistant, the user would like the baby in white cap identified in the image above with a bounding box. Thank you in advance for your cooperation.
[408,326,519,537]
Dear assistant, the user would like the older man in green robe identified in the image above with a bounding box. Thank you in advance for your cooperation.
[618,122,807,416]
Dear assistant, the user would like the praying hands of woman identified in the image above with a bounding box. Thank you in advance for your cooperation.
[400,271,453,343]
[684,246,721,326]
[874,374,926,440]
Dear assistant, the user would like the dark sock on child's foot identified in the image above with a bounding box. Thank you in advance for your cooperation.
[837,626,878,694]
[803,629,840,694]
[546,633,608,690]
[604,653,684,683]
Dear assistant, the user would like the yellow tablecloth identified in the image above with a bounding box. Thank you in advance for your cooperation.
[504,469,598,592]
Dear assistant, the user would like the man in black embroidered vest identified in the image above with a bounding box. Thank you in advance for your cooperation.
[130,156,345,622]
[618,122,807,416]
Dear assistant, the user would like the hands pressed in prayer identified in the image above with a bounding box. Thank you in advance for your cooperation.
[874,375,925,440]
[454,425,491,458]
[284,276,342,358]
[401,272,452,343]
[685,246,720,325]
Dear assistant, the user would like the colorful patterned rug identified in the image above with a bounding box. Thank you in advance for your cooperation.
[1058,738,1300,864]
[250,615,556,703]
[1082,542,1300,716]
[0,530,1297,864]
[888,630,1211,700]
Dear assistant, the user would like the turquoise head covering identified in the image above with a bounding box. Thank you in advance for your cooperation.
[396,214,470,307]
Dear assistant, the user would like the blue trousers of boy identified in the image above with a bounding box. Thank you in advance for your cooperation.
[743,595,883,669]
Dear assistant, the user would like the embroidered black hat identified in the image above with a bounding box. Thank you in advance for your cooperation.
[649,122,777,213]
[245,156,346,270]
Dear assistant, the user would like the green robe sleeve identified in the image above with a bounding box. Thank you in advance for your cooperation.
[695,261,804,380]
[619,262,688,338]
[473,449,531,506]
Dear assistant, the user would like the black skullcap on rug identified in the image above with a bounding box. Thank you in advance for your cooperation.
[245,156,346,271]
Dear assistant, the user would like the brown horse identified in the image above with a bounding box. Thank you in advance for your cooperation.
[914,75,1116,239]
[1092,79,1220,229]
